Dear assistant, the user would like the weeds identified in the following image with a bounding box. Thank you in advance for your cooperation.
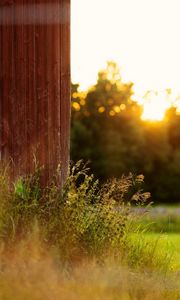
[0,162,179,299]
[0,162,151,261]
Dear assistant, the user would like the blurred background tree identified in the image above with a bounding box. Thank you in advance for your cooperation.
[71,62,180,204]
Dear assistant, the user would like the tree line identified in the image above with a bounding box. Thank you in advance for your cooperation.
[71,62,180,204]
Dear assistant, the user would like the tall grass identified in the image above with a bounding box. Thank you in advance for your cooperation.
[0,243,179,300]
[0,161,179,299]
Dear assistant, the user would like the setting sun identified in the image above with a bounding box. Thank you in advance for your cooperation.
[72,0,180,120]
[141,91,171,121]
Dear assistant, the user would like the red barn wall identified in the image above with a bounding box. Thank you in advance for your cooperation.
[0,0,70,184]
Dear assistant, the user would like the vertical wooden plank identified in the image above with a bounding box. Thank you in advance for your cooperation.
[9,1,16,176]
[60,0,70,183]
[1,2,9,162]
[47,0,62,181]
[25,0,32,174]
[29,0,38,174]
[1,1,15,168]
[35,0,48,181]
[47,0,56,180]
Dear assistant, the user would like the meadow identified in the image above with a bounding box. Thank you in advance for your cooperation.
[136,206,180,270]
[0,163,179,299]
[143,233,180,270]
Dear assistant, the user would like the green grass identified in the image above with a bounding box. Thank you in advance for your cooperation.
[143,233,180,270]
[138,206,180,233]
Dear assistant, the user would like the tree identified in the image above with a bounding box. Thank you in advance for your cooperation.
[71,62,143,179]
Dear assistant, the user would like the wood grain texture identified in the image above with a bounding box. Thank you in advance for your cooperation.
[0,0,70,184]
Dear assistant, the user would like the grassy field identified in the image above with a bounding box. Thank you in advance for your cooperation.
[144,233,180,270]
[0,232,179,300]
[0,166,179,299]
[136,206,180,270]
[133,206,180,233]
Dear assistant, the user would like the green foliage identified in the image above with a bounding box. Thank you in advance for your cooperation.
[71,61,180,204]
[138,207,180,233]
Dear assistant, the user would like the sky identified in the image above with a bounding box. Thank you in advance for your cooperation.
[71,0,180,99]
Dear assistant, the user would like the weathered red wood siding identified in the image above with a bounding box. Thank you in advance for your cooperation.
[0,0,70,184]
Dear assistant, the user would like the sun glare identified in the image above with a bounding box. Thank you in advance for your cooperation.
[141,91,171,121]
[72,0,180,115]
